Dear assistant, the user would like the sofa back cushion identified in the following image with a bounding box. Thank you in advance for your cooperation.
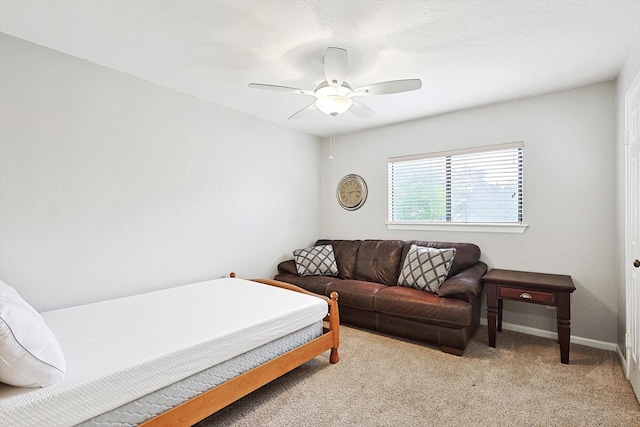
[402,241,481,278]
[315,239,361,279]
[352,240,404,286]
[311,239,481,284]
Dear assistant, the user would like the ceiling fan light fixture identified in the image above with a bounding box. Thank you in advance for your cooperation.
[249,47,422,120]
[315,95,353,116]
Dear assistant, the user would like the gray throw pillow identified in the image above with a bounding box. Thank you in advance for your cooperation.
[397,245,456,293]
[293,245,339,276]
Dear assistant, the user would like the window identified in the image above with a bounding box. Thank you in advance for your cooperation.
[388,142,524,229]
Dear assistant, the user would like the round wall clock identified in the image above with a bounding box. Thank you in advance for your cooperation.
[337,174,368,210]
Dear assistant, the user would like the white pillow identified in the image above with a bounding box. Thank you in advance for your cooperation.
[0,280,66,387]
[397,245,456,293]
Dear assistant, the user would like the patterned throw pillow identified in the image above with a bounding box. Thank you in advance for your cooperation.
[397,245,456,293]
[293,245,339,276]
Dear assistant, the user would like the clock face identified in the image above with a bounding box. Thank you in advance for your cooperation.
[337,174,367,210]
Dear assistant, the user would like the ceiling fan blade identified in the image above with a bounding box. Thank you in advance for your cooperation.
[349,101,377,119]
[248,83,314,96]
[288,104,317,120]
[324,47,348,88]
[352,79,422,96]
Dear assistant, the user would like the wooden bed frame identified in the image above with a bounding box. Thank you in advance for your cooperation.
[139,278,339,426]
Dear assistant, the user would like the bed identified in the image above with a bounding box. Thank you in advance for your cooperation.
[0,276,339,426]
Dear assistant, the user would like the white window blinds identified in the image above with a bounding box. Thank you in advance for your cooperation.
[388,142,523,223]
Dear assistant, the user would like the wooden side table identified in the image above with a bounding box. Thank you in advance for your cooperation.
[483,269,576,364]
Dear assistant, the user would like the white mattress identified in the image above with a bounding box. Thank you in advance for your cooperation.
[82,322,322,426]
[0,278,328,427]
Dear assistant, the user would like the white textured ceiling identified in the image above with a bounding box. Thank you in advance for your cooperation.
[1,0,639,137]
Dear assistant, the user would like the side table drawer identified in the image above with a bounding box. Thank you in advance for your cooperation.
[499,287,555,305]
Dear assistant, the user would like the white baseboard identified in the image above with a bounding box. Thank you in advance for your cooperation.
[617,344,629,377]
[479,318,617,352]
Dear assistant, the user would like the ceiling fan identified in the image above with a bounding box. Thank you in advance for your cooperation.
[248,47,422,120]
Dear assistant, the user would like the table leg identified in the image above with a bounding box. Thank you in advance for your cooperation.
[497,299,503,332]
[557,292,571,364]
[486,283,498,348]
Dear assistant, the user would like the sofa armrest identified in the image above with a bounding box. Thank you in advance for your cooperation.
[437,262,488,300]
[278,259,299,276]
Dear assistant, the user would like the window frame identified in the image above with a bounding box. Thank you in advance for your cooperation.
[387,142,528,234]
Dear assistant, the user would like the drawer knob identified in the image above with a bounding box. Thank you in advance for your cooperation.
[520,292,532,299]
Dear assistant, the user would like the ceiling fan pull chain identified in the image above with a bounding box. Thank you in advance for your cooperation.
[329,116,335,160]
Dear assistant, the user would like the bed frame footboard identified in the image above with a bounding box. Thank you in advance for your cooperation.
[139,278,339,426]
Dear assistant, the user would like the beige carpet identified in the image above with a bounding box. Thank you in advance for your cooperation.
[195,325,640,427]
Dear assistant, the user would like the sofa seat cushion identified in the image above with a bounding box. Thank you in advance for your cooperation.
[274,273,335,296]
[326,280,388,311]
[375,286,473,329]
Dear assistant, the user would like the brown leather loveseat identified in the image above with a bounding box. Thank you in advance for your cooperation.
[275,239,488,355]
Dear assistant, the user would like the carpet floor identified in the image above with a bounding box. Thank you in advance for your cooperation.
[195,325,640,427]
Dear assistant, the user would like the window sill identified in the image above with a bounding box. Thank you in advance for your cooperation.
[386,221,528,234]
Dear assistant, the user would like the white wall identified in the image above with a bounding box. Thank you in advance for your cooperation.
[0,33,322,311]
[321,82,616,343]
[616,26,640,351]
[0,30,625,346]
